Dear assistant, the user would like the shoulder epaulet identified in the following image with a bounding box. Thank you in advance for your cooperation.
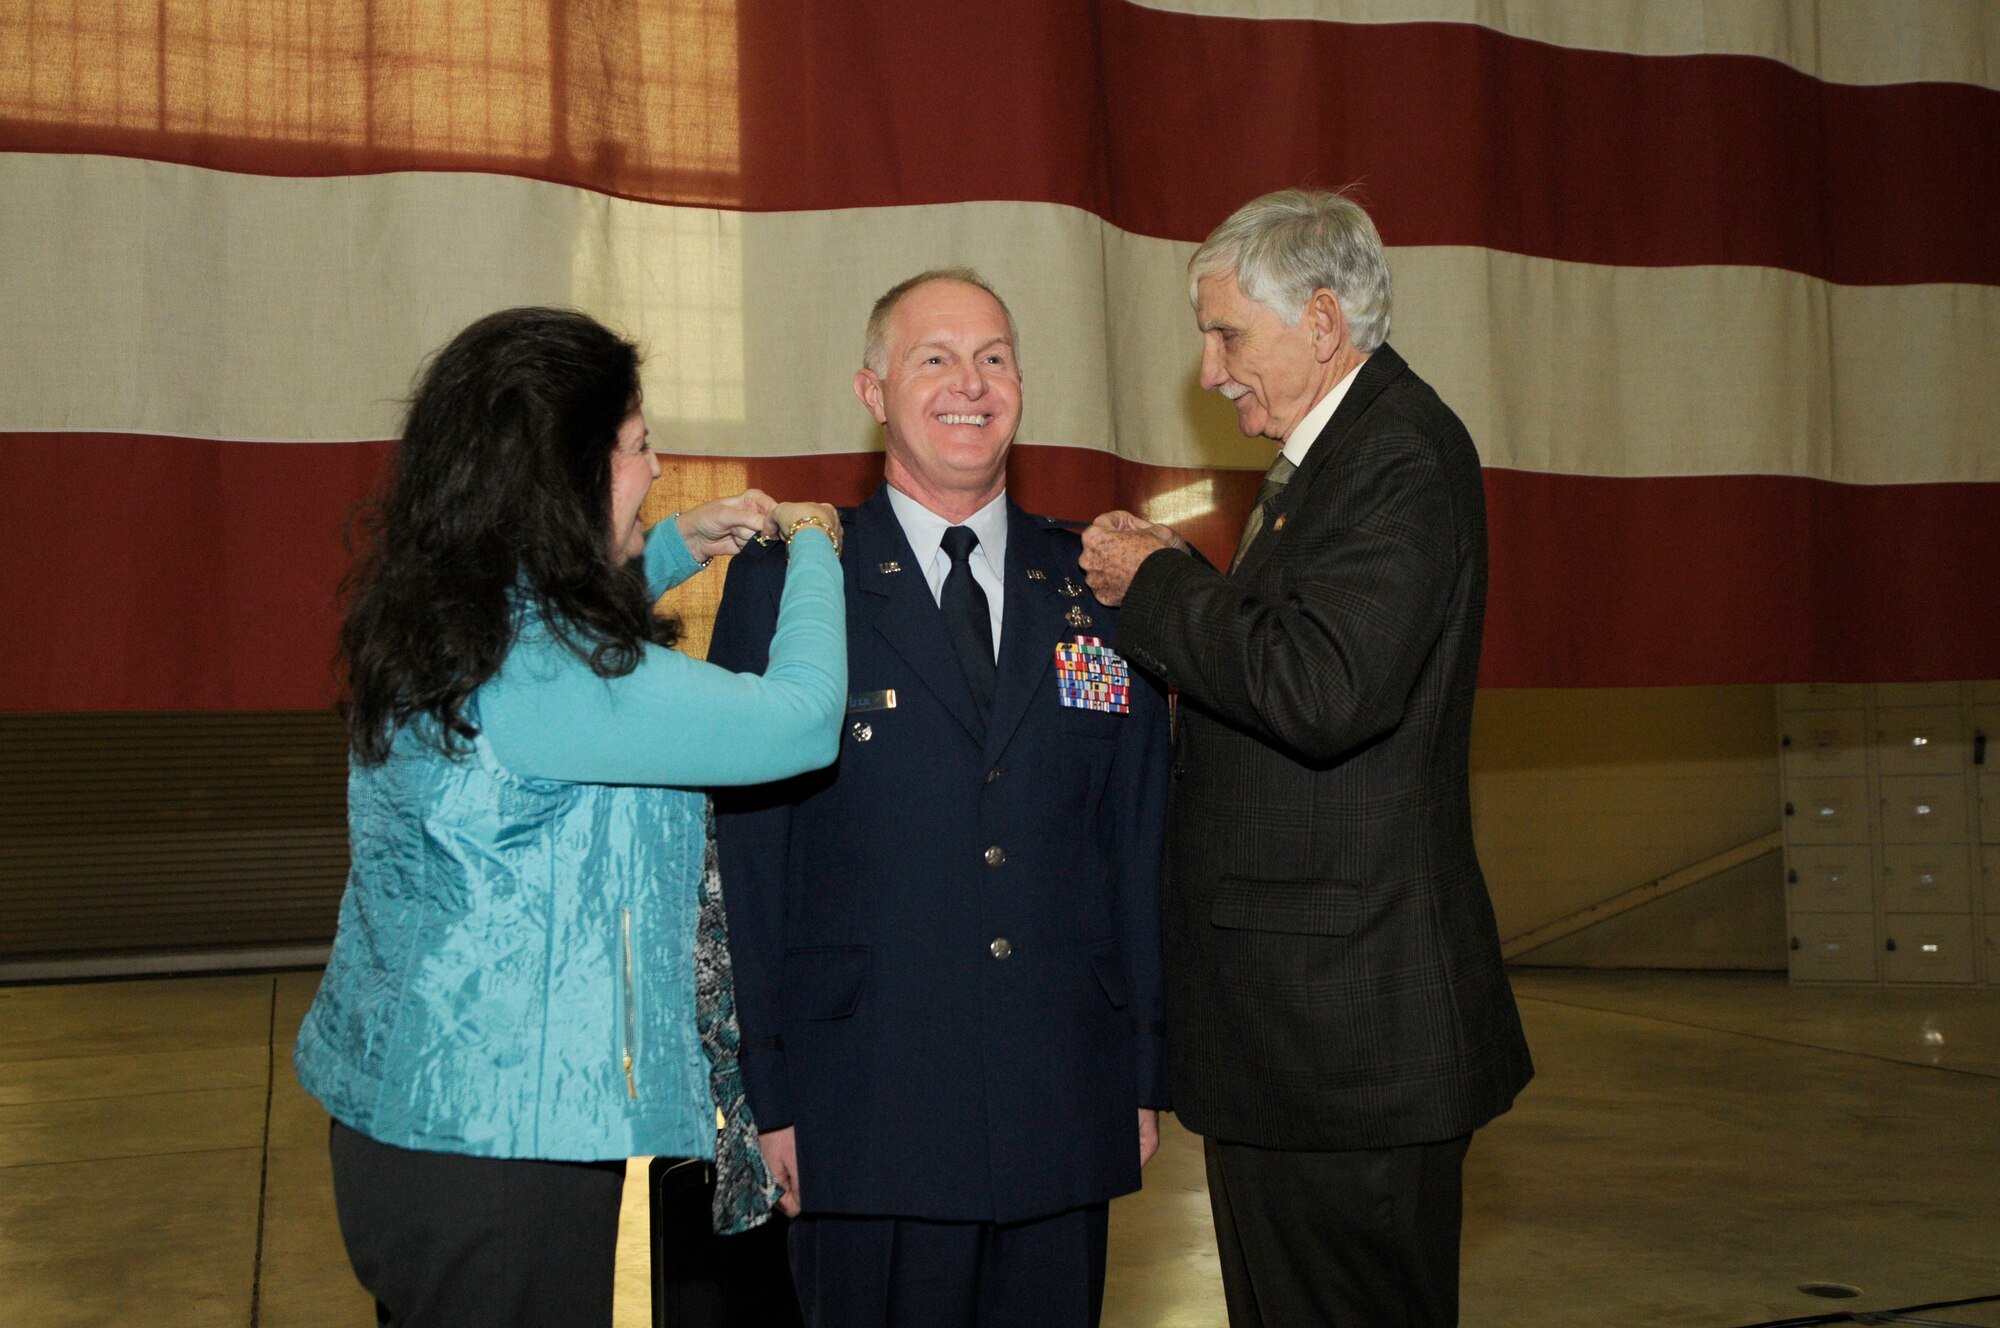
[1029,513,1086,539]
[731,531,789,569]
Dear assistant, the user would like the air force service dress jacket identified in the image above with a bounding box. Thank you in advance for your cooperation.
[709,485,1171,1223]
[1117,343,1534,1152]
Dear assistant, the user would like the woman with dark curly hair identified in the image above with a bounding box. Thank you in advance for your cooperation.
[293,307,845,1327]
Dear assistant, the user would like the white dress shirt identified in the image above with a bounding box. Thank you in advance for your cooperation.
[886,486,1008,660]
[1280,358,1366,469]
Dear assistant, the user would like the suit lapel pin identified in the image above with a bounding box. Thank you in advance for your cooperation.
[1272,514,1288,532]
[1024,568,1046,581]
[1065,604,1094,629]
[1059,577,1084,598]
[878,560,902,574]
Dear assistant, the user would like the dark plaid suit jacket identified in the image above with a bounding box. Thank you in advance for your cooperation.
[1119,343,1533,1150]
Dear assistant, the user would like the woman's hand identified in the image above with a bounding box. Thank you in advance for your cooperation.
[769,501,843,556]
[757,1126,802,1218]
[676,490,778,563]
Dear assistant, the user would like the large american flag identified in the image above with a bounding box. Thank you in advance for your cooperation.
[2,0,1994,710]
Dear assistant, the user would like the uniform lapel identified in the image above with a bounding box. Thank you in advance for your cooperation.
[850,487,986,746]
[982,502,1069,762]
[1233,343,1409,581]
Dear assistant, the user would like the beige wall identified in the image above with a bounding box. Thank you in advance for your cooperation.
[1472,686,1784,970]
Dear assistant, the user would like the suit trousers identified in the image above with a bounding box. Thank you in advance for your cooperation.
[788,1204,1109,1328]
[1204,1132,1473,1328]
[327,1119,627,1328]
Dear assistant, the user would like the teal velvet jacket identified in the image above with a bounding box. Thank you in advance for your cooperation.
[295,523,844,1162]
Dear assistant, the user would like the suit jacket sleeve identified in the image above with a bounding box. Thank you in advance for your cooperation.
[1111,659,1172,1109]
[707,538,806,1129]
[1121,431,1462,765]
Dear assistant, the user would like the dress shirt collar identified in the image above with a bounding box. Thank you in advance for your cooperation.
[886,485,1009,591]
[1280,357,1365,469]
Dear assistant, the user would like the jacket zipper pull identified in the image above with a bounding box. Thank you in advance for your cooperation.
[621,909,639,1100]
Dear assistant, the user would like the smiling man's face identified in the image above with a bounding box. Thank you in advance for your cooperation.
[856,278,1021,519]
[1195,267,1328,443]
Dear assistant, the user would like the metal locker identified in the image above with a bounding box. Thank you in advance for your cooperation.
[1871,682,1964,708]
[1785,846,1874,913]
[1779,683,1869,711]
[1775,681,1998,987]
[1789,913,1877,982]
[1781,777,1870,845]
[1878,846,1973,914]
[1878,776,1969,844]
[1971,706,1997,828]
[1881,913,1977,984]
[1782,710,1868,779]
[1872,706,1967,778]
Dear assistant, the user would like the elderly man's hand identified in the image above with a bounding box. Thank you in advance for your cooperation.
[1079,511,1185,606]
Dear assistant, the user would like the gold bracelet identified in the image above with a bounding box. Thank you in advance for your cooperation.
[785,513,840,557]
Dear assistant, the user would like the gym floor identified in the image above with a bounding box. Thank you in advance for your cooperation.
[3,968,1996,1327]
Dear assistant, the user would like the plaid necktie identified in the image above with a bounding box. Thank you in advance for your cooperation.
[1231,454,1297,572]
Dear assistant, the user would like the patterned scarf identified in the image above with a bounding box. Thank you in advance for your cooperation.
[693,803,783,1233]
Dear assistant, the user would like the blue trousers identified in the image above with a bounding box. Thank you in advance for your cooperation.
[788,1204,1110,1328]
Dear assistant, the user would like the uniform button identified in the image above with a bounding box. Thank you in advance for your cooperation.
[983,845,1007,867]
[990,937,1013,959]
[850,721,873,742]
[985,766,1004,783]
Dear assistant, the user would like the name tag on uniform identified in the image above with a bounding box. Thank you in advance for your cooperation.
[1053,636,1130,714]
[847,689,897,713]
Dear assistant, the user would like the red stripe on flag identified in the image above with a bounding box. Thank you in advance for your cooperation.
[5,434,1996,711]
[0,434,391,712]
[1086,8,1999,285]
[1482,470,2000,687]
[1,4,1991,284]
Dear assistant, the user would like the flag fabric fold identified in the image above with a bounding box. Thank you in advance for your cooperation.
[2,0,1994,708]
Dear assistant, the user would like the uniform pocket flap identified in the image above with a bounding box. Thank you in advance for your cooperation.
[1086,943,1130,1009]
[782,945,871,1021]
[1210,879,1360,936]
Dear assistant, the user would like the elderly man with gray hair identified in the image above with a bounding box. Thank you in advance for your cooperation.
[1080,188,1533,1327]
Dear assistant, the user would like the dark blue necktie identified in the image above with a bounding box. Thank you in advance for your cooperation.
[940,526,995,724]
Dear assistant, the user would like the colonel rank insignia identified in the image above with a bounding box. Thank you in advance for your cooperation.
[1053,636,1131,714]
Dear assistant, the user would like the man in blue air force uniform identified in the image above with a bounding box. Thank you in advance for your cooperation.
[708,269,1171,1328]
